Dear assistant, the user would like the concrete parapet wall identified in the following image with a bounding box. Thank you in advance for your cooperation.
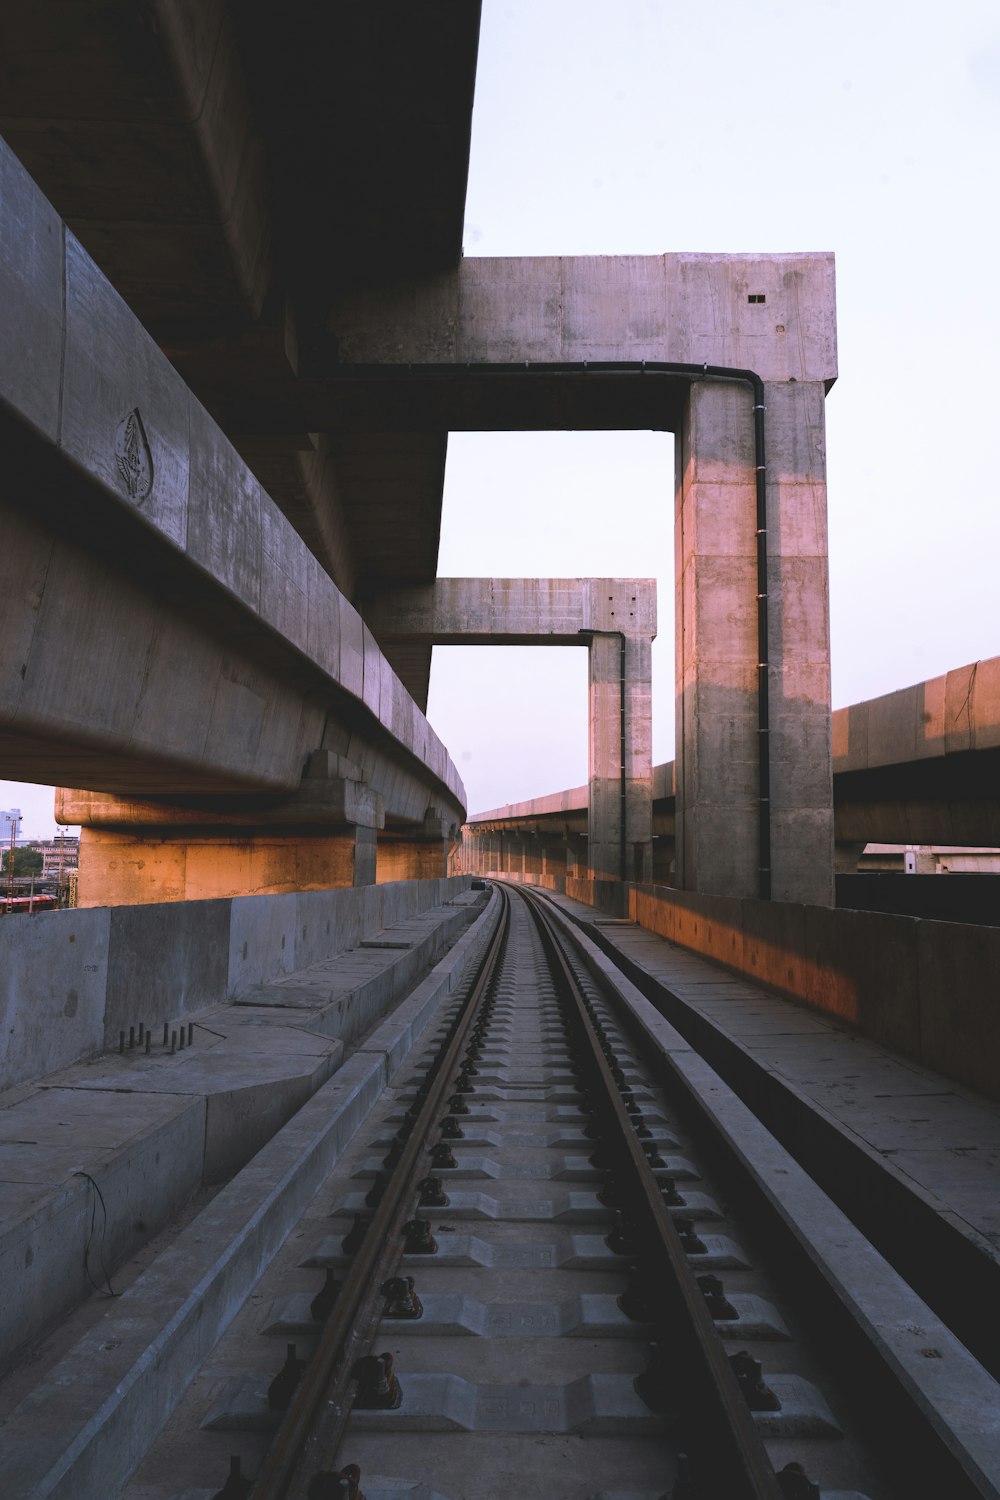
[623,884,1000,1101]
[0,876,471,1093]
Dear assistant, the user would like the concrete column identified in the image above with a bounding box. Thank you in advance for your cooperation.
[588,635,653,884]
[674,381,833,903]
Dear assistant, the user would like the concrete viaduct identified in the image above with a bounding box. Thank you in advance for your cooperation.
[3,0,990,1020]
[4,16,1000,1499]
[1,127,838,909]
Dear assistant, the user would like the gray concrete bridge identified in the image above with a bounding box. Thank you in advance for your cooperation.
[2,14,1000,1498]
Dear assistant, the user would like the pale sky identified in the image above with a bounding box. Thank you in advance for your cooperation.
[426,0,1000,815]
[4,1,999,835]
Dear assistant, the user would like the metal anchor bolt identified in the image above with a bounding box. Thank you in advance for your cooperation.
[633,1342,678,1414]
[446,1092,470,1115]
[267,1343,307,1411]
[310,1268,342,1322]
[776,1461,820,1498]
[618,1262,660,1322]
[403,1218,438,1254]
[430,1142,458,1169]
[671,1453,698,1499]
[380,1274,423,1319]
[365,1171,390,1207]
[660,1176,685,1206]
[341,1212,371,1255]
[697,1274,738,1321]
[439,1115,465,1139]
[729,1351,781,1411]
[605,1211,640,1255]
[353,1351,402,1409]
[675,1217,706,1254]
[211,1454,252,1500]
[307,1464,365,1500]
[418,1175,449,1206]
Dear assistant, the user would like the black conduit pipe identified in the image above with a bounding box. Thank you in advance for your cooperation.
[340,360,772,899]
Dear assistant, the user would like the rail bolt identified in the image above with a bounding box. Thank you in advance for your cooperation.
[729,1350,781,1411]
[605,1210,640,1255]
[365,1171,390,1208]
[381,1274,423,1319]
[211,1454,252,1500]
[670,1453,697,1499]
[341,1212,371,1255]
[430,1142,458,1169]
[439,1115,465,1139]
[675,1217,706,1254]
[267,1343,307,1411]
[310,1268,343,1322]
[403,1217,438,1254]
[633,1342,678,1414]
[776,1462,820,1498]
[353,1352,402,1409]
[446,1092,470,1115]
[307,1463,365,1500]
[660,1176,685,1206]
[696,1273,737,1321]
[417,1175,449,1206]
[618,1262,659,1322]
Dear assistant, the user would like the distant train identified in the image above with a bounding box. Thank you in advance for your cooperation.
[1,893,60,915]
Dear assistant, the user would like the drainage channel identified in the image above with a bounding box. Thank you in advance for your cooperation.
[119,883,907,1500]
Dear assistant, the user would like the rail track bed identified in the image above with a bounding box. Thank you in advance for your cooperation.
[4,884,999,1500]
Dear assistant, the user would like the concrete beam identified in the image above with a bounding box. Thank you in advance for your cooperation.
[365,577,656,644]
[329,254,837,387]
[368,578,655,886]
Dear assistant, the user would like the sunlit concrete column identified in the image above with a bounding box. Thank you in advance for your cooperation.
[588,635,653,885]
[674,381,833,903]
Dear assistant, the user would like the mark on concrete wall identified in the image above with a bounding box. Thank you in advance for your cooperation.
[115,408,153,502]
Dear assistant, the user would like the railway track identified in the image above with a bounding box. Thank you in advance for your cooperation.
[6,882,999,1500]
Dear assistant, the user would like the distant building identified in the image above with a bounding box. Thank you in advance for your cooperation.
[24,834,80,878]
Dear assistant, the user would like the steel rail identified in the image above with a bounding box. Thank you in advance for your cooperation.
[517,884,785,1500]
[248,887,511,1500]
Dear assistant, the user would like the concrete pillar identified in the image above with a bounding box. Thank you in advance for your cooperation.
[588,635,653,884]
[674,381,833,904]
